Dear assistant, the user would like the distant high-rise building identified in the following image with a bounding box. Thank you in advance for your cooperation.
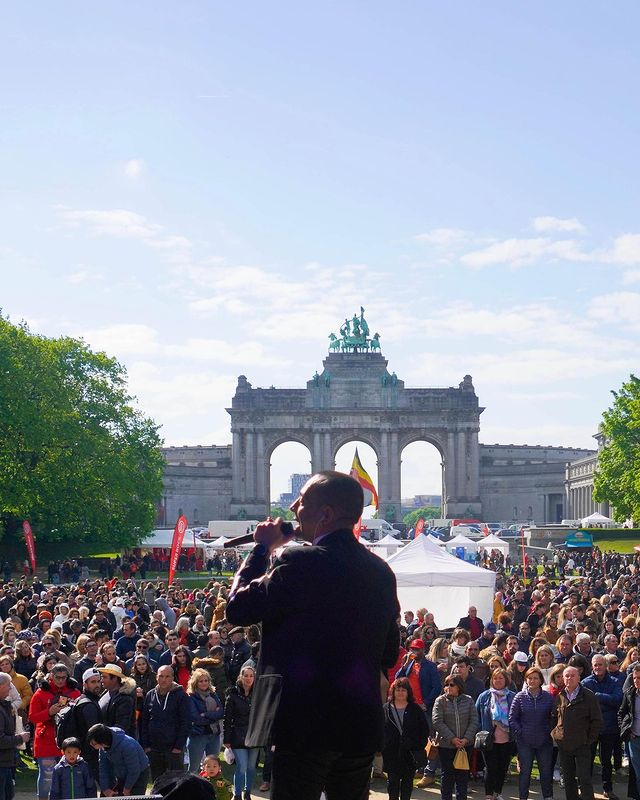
[290,473,310,494]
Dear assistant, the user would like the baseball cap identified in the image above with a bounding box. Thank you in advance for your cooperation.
[409,639,425,649]
[82,668,102,683]
[513,652,529,664]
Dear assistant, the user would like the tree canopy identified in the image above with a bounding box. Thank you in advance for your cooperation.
[268,506,295,521]
[594,374,640,522]
[0,314,164,545]
[403,506,441,527]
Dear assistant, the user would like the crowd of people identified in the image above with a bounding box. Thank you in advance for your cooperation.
[1,532,640,800]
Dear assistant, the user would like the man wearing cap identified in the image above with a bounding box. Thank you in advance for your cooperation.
[226,470,399,800]
[74,668,105,782]
[226,628,251,684]
[395,639,440,713]
[73,639,99,684]
[97,665,136,736]
[475,621,497,652]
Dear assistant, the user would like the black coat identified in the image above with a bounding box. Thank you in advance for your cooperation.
[223,685,252,749]
[382,702,429,774]
[226,528,400,754]
[0,698,18,769]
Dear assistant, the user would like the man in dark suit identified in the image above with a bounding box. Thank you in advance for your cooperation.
[226,471,400,800]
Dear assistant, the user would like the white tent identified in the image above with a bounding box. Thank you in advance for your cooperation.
[425,534,446,546]
[367,533,405,560]
[207,536,234,549]
[138,529,208,550]
[479,533,510,557]
[581,512,617,528]
[387,535,495,629]
[445,533,481,553]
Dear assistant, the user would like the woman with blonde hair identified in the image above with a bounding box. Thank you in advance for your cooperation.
[541,614,560,645]
[534,645,556,685]
[427,637,451,684]
[187,667,224,773]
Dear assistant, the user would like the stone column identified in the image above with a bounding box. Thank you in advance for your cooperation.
[312,432,323,473]
[245,432,255,500]
[324,433,333,469]
[379,431,391,506]
[446,432,456,507]
[468,430,480,500]
[256,433,266,503]
[232,431,243,500]
[456,431,467,501]
[389,432,401,522]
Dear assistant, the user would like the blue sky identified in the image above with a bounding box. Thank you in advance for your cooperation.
[2,3,640,500]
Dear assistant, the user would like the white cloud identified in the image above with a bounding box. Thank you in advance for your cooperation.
[414,228,468,246]
[532,216,586,234]
[165,338,290,367]
[602,234,640,265]
[124,159,145,178]
[589,291,640,331]
[60,208,161,239]
[460,237,588,269]
[80,323,161,356]
[408,348,634,387]
[622,269,640,285]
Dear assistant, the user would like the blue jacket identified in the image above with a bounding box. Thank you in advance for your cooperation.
[189,691,225,737]
[140,682,191,750]
[50,756,96,800]
[508,688,555,748]
[476,688,515,737]
[98,727,149,792]
[395,658,440,711]
[581,673,623,734]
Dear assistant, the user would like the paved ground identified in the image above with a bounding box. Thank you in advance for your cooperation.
[13,765,629,798]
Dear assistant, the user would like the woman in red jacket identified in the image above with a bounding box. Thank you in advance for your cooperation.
[28,663,81,800]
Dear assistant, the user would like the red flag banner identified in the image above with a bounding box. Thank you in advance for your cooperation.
[353,517,362,541]
[168,515,188,586]
[22,521,36,573]
[414,518,425,539]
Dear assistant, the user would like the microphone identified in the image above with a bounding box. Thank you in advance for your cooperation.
[222,521,297,548]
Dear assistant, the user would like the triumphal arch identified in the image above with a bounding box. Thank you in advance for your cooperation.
[228,308,483,521]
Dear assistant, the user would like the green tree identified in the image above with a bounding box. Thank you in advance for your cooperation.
[594,374,640,522]
[268,506,295,521]
[0,314,164,545]
[403,506,441,527]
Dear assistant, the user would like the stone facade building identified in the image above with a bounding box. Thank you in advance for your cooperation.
[160,347,596,525]
[564,432,609,520]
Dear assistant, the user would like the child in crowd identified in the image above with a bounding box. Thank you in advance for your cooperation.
[49,737,97,800]
[200,755,233,800]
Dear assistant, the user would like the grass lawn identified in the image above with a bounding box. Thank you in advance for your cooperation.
[596,537,639,553]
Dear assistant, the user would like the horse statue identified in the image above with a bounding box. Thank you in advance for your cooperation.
[370,332,381,351]
[328,333,341,352]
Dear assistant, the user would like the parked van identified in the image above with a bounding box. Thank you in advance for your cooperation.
[203,520,259,539]
[360,519,398,542]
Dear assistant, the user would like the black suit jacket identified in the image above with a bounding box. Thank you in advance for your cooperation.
[226,528,400,754]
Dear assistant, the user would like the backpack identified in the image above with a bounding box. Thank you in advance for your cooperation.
[54,695,92,749]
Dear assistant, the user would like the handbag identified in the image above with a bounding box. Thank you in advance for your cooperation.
[474,729,494,751]
[453,748,470,770]
[425,737,439,760]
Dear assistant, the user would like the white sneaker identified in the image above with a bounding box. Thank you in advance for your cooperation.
[553,769,561,783]
[622,756,630,768]
[496,794,505,800]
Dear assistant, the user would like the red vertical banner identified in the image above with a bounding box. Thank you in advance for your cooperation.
[353,518,362,540]
[168,515,188,585]
[520,526,527,586]
[414,518,425,539]
[22,521,36,573]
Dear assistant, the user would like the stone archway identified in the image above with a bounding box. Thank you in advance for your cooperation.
[228,354,483,520]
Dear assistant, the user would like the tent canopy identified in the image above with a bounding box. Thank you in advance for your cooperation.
[368,533,404,548]
[479,533,510,555]
[138,529,208,549]
[425,534,446,546]
[387,535,495,628]
[581,512,617,528]
[445,533,480,552]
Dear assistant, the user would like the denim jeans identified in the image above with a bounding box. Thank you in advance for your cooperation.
[188,733,221,773]
[36,757,57,800]
[0,767,14,800]
[517,741,553,800]
[629,738,640,792]
[232,747,259,795]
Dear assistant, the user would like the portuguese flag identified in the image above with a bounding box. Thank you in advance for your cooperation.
[350,448,379,510]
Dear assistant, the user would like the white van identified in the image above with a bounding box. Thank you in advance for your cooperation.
[360,519,398,542]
